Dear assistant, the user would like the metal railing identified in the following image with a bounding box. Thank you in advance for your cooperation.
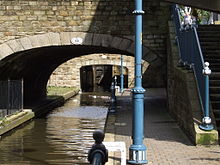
[172,5,214,130]
[108,77,117,113]
[88,130,108,165]
[0,79,23,118]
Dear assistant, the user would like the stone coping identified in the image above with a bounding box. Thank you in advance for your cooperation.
[0,109,34,136]
[194,123,218,145]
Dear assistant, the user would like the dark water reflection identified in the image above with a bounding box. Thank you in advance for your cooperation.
[0,93,109,165]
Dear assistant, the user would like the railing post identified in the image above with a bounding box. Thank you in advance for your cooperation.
[7,79,10,115]
[199,62,214,131]
[88,130,108,165]
[128,0,147,164]
[108,79,117,113]
[120,55,124,93]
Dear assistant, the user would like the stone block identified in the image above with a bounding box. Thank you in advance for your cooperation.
[0,43,14,60]
[194,124,218,145]
[38,34,51,47]
[111,37,122,49]
[143,46,150,56]
[119,39,132,51]
[92,33,102,46]
[29,35,41,48]
[101,34,113,48]
[18,37,32,50]
[60,32,71,45]
[142,61,149,72]
[144,52,157,63]
[48,32,61,46]
[6,39,24,52]
[127,42,135,54]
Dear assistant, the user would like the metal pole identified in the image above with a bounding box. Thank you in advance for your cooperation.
[128,0,147,164]
[91,152,102,165]
[108,80,117,113]
[120,55,124,93]
[199,62,214,131]
[7,79,10,115]
[21,79,24,110]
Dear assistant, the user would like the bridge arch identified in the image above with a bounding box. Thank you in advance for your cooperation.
[0,33,156,106]
[0,32,156,63]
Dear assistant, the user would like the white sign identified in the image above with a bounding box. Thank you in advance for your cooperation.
[103,142,126,165]
[71,37,83,45]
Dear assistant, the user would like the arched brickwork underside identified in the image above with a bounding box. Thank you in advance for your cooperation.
[0,33,136,105]
[0,32,157,63]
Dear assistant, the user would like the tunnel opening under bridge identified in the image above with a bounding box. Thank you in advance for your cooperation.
[0,45,134,106]
[80,65,128,92]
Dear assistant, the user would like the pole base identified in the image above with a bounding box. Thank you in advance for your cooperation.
[128,145,147,164]
[199,123,214,131]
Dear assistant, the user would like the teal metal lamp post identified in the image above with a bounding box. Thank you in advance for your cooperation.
[128,0,147,164]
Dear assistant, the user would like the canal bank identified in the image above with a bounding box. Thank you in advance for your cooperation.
[0,92,109,164]
[32,88,80,117]
[0,87,80,137]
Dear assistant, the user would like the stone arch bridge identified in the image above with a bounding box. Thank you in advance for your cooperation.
[0,32,158,105]
[0,0,168,106]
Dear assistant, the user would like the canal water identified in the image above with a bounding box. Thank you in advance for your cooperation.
[0,93,109,165]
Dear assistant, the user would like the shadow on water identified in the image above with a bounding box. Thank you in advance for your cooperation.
[0,92,110,165]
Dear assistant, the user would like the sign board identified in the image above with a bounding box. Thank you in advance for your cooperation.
[71,37,83,45]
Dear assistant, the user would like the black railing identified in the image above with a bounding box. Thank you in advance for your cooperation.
[88,130,108,165]
[0,79,23,118]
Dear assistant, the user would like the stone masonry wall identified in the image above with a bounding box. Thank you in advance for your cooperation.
[0,0,170,87]
[167,21,199,142]
[47,53,149,89]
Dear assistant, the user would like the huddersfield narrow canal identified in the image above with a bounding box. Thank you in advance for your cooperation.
[0,93,109,165]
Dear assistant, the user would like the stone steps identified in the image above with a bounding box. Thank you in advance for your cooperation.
[210,80,220,86]
[198,25,220,140]
[210,94,220,101]
[213,109,220,118]
[210,87,220,93]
